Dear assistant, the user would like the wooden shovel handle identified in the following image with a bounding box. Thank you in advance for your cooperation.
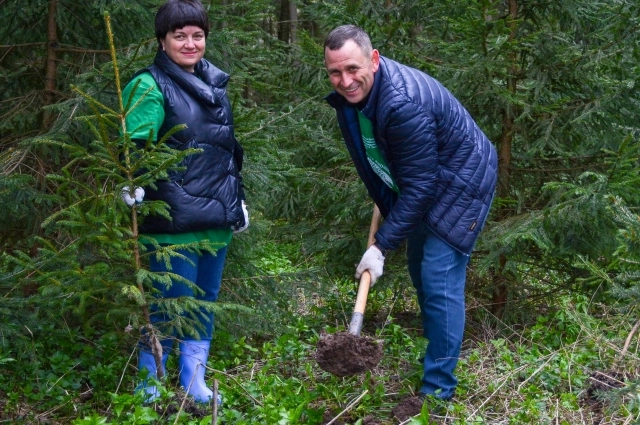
[353,205,382,315]
[366,205,382,248]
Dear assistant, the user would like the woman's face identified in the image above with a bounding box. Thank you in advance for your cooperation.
[161,25,205,72]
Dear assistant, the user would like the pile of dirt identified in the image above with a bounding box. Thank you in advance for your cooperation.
[581,370,626,413]
[391,396,424,421]
[315,331,383,377]
[321,411,383,425]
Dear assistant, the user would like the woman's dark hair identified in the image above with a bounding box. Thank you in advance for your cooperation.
[155,0,209,43]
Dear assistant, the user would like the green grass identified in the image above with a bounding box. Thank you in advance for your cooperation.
[2,288,639,424]
[1,237,639,425]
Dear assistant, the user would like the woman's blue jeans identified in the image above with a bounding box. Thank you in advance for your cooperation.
[147,246,227,345]
[406,224,469,400]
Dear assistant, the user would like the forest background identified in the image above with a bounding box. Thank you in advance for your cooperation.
[1,0,640,424]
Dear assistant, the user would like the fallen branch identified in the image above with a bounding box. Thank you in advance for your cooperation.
[212,379,219,425]
[205,365,263,406]
[174,363,201,425]
[618,319,640,362]
[325,390,368,425]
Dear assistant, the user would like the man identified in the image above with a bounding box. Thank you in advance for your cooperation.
[324,25,497,402]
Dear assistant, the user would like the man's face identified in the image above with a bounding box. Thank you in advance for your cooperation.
[325,40,379,104]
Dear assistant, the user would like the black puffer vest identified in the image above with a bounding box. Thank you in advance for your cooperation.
[138,49,245,234]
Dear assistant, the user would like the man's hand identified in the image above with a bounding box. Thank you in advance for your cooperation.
[355,245,385,285]
[233,201,249,233]
[121,186,145,207]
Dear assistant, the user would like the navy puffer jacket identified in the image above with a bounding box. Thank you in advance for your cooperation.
[137,49,245,234]
[326,56,497,255]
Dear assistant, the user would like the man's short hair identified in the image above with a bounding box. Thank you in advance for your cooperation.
[155,0,210,43]
[324,25,373,57]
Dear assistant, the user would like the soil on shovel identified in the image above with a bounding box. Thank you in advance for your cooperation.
[315,331,383,377]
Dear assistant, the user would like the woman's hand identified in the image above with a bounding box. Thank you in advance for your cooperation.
[233,201,249,233]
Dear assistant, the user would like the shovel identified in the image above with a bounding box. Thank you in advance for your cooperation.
[348,204,382,336]
[315,204,384,377]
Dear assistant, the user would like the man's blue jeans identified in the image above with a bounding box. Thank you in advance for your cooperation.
[407,224,469,400]
[147,246,227,344]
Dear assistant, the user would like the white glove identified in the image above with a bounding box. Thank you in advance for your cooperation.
[355,245,385,286]
[121,186,145,207]
[233,201,249,233]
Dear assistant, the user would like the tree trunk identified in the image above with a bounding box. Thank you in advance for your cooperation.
[288,0,298,44]
[491,0,518,318]
[277,0,290,42]
[42,0,59,130]
[498,0,517,199]
[277,0,297,44]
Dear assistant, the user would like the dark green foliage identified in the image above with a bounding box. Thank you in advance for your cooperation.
[0,327,132,421]
[1,0,640,422]
[477,136,640,311]
[0,0,160,252]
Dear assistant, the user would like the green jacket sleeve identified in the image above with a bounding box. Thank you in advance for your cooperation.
[122,72,164,141]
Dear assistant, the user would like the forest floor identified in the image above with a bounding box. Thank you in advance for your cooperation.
[1,292,638,424]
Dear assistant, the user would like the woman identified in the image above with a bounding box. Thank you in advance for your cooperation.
[121,0,248,403]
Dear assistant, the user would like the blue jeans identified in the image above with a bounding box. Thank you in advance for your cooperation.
[407,224,469,400]
[147,246,227,344]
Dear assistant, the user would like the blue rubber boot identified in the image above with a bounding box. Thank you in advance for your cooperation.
[178,340,214,403]
[135,350,168,402]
